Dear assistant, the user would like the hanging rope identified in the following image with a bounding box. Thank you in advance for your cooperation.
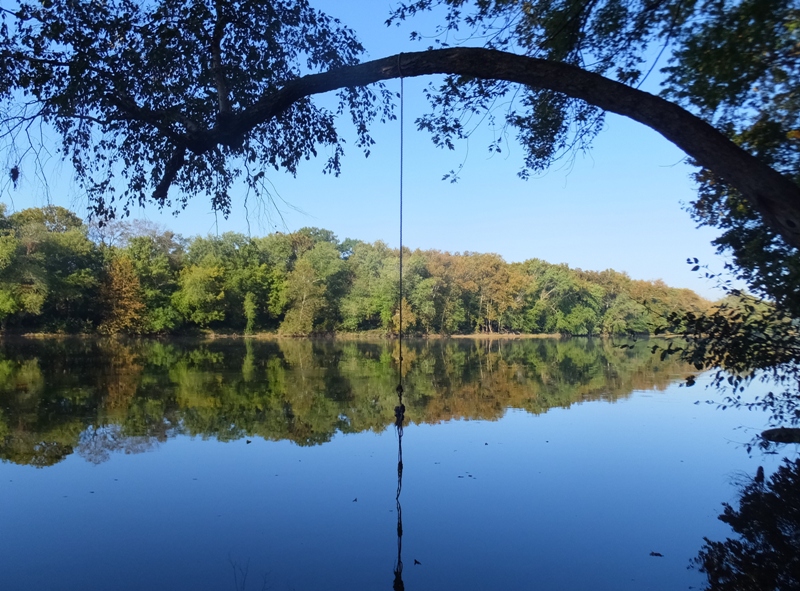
[397,61,405,397]
[393,57,406,591]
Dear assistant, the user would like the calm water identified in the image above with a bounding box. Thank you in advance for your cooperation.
[0,337,791,590]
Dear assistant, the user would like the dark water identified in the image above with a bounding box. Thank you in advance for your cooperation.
[0,337,788,590]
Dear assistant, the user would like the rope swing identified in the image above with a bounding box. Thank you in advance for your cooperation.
[393,57,407,591]
[397,55,405,400]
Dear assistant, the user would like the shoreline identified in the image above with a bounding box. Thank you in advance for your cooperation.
[0,331,664,341]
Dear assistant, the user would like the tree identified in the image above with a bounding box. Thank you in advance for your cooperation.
[1,0,799,253]
[99,254,146,334]
[279,241,345,335]
[5,0,800,403]
[6,206,101,331]
[172,261,226,327]
[0,206,46,328]
[125,232,184,333]
[183,232,272,329]
[339,240,397,332]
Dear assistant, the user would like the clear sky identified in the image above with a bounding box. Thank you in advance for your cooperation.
[2,1,728,300]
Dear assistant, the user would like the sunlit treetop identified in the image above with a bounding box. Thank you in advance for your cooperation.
[0,0,394,219]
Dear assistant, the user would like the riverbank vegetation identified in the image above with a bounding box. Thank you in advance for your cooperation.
[0,205,708,336]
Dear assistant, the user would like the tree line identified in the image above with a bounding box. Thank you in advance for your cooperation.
[0,205,709,336]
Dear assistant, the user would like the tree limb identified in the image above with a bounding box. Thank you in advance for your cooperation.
[181,47,800,251]
[211,0,232,116]
[153,146,187,204]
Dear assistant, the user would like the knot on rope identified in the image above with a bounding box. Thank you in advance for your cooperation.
[394,402,406,428]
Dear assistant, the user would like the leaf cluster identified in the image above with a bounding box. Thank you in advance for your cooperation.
[387,0,701,177]
[0,0,392,217]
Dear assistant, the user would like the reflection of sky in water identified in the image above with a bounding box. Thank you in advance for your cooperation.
[0,376,788,591]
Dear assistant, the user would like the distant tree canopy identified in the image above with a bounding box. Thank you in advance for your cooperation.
[0,205,708,336]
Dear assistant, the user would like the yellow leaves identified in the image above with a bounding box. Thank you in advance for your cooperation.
[392,297,417,335]
[99,255,145,335]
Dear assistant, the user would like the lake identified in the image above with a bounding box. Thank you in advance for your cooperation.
[0,337,789,590]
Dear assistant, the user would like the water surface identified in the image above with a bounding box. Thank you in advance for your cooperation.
[0,338,784,590]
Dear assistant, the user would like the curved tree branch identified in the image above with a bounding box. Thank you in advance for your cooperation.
[153,146,187,204]
[184,47,800,251]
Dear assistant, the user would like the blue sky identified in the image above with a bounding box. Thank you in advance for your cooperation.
[2,1,728,300]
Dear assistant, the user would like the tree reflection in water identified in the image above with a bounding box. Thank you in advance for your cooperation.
[694,458,800,590]
[0,337,694,468]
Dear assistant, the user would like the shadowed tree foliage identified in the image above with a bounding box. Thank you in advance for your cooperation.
[694,459,800,591]
[0,0,394,218]
[1,0,800,249]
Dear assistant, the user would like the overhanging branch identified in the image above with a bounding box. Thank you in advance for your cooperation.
[180,47,800,251]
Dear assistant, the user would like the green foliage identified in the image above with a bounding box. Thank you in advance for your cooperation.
[279,241,346,335]
[243,292,256,335]
[0,206,708,336]
[172,262,226,327]
[125,233,184,333]
[0,0,393,217]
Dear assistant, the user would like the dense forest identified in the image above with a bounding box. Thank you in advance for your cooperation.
[0,205,709,336]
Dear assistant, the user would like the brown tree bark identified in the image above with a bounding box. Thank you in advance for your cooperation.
[175,47,800,251]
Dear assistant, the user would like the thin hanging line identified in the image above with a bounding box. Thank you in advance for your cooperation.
[393,58,406,591]
[397,64,404,397]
